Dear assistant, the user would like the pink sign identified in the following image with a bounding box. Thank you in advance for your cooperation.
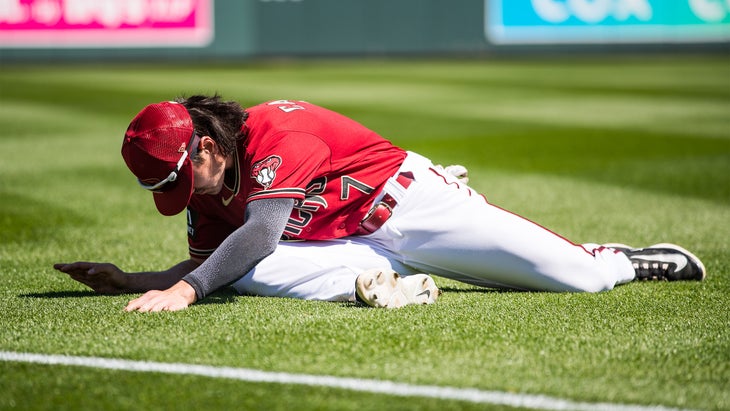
[0,0,213,48]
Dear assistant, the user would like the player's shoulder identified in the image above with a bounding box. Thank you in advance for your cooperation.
[246,100,333,137]
[248,99,319,114]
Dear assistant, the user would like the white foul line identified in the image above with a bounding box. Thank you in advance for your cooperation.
[0,351,694,411]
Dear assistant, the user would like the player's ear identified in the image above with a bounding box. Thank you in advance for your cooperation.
[199,136,216,154]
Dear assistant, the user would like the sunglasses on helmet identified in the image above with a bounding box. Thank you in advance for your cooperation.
[137,129,200,192]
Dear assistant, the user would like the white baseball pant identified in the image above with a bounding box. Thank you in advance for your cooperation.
[232,152,636,301]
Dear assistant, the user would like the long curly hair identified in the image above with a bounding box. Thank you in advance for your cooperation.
[175,94,249,158]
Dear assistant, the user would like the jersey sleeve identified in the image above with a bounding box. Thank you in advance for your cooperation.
[246,131,331,203]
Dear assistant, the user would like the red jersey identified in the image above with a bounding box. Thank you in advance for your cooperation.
[187,100,406,260]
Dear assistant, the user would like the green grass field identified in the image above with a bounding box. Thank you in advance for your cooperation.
[1,56,728,411]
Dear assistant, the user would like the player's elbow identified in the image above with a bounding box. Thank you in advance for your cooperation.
[260,240,278,260]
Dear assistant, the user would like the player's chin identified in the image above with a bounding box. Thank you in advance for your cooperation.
[194,187,219,195]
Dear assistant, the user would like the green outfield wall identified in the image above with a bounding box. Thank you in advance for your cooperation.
[1,0,728,61]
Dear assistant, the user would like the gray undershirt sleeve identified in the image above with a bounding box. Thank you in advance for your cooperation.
[182,197,294,300]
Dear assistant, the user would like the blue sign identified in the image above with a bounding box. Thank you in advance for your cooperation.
[486,0,730,44]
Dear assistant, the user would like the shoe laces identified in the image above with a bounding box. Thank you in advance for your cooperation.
[632,260,675,281]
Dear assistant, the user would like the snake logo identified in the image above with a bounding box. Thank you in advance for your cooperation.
[251,155,282,189]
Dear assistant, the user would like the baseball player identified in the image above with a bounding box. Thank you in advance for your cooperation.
[55,95,705,311]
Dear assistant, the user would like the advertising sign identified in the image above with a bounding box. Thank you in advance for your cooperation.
[486,0,730,44]
[0,0,213,48]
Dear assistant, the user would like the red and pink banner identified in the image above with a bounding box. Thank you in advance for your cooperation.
[0,0,213,48]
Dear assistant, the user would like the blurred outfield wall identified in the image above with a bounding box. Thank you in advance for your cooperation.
[1,0,728,61]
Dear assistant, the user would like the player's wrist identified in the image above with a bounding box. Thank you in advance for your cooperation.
[172,280,198,304]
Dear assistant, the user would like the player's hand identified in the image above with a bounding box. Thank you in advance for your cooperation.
[53,262,128,294]
[124,281,197,313]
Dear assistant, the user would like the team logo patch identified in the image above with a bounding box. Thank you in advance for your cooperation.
[251,155,282,189]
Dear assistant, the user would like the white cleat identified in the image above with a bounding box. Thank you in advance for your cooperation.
[435,164,469,184]
[355,269,441,308]
[444,164,469,184]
